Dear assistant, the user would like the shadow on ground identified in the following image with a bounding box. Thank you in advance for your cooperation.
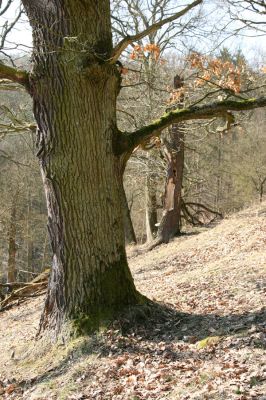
[20,301,266,393]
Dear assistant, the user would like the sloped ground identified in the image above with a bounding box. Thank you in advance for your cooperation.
[0,203,266,399]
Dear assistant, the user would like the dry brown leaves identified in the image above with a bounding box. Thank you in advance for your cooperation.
[1,203,266,399]
[186,52,244,94]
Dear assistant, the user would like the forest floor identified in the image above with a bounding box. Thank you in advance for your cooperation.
[0,203,266,400]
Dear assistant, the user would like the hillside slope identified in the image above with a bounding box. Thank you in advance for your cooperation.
[0,203,266,399]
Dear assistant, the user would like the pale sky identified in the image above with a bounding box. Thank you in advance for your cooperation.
[0,0,265,65]
[0,1,32,54]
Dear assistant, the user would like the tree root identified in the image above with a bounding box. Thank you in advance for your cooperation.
[145,200,223,251]
[181,200,223,226]
[146,237,164,251]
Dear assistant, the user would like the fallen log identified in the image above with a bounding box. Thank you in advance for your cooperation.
[0,282,34,289]
[0,269,50,311]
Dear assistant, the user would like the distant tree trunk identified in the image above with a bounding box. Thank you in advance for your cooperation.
[143,57,158,244]
[216,132,222,210]
[156,125,185,243]
[145,171,158,242]
[155,75,185,244]
[260,178,266,203]
[121,183,137,244]
[41,231,48,272]
[119,155,137,245]
[7,200,17,284]
[26,189,34,274]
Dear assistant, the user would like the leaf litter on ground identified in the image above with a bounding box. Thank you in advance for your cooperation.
[1,202,266,399]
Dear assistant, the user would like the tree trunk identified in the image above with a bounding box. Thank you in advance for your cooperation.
[260,178,266,203]
[22,0,140,337]
[143,58,158,244]
[7,200,17,285]
[26,189,34,274]
[118,155,137,245]
[117,154,137,245]
[155,75,185,244]
[145,172,158,242]
[156,125,184,243]
[121,184,137,244]
[216,132,222,210]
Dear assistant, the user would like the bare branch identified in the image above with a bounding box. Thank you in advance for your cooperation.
[0,8,22,50]
[116,97,266,154]
[110,0,203,63]
[0,0,13,17]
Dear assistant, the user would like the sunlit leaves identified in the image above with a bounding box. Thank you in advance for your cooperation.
[187,52,244,94]
[129,43,161,62]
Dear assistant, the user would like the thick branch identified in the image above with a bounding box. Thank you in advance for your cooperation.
[110,0,203,63]
[0,63,30,90]
[117,97,266,154]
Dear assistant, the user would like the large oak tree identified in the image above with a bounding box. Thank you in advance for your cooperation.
[0,0,265,338]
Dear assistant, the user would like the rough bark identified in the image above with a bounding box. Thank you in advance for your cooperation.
[22,0,140,338]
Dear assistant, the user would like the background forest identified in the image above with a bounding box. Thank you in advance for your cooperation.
[0,47,265,287]
[0,0,265,287]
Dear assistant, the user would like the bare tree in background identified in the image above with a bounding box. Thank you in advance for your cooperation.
[113,0,204,242]
[155,74,185,244]
[0,1,24,64]
[0,2,49,292]
[227,0,266,33]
